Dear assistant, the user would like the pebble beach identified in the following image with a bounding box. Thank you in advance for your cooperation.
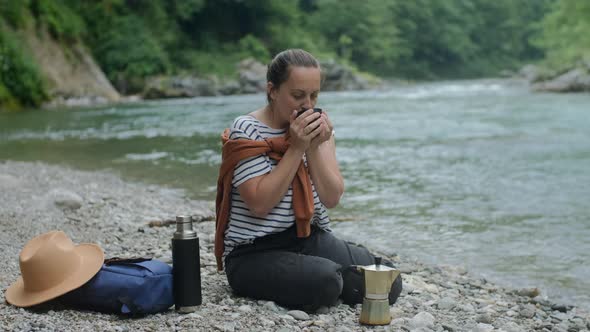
[1,161,589,332]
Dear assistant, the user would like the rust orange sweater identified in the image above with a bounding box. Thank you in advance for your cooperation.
[215,128,315,270]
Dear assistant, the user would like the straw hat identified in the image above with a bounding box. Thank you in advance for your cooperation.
[5,231,104,307]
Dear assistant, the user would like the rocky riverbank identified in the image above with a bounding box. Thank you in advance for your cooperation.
[142,58,377,100]
[1,161,589,332]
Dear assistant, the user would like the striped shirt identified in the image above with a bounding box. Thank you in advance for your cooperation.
[224,115,331,257]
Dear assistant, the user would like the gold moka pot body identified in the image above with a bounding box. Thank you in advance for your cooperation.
[357,257,400,325]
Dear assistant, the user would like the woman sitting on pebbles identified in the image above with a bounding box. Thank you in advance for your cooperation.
[215,49,402,311]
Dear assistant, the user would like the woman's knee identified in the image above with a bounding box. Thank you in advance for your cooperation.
[305,262,343,309]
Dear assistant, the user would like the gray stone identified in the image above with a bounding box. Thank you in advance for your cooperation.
[437,297,457,311]
[0,174,21,188]
[551,321,570,332]
[219,80,241,95]
[458,303,476,313]
[215,322,235,332]
[442,323,457,331]
[475,323,494,332]
[316,306,330,314]
[287,310,310,321]
[506,310,518,317]
[532,68,590,93]
[237,58,267,94]
[476,313,493,324]
[263,301,280,313]
[409,311,435,329]
[49,188,83,210]
[260,318,275,327]
[519,64,541,82]
[238,305,252,313]
[520,304,537,318]
[320,59,375,91]
[570,317,586,330]
[502,322,526,332]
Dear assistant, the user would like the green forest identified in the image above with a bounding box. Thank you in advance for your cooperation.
[1,0,589,110]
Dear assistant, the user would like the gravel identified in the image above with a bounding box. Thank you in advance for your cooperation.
[1,161,589,332]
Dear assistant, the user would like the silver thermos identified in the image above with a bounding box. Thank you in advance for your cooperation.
[172,215,202,312]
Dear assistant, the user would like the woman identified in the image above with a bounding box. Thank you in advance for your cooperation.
[215,49,402,311]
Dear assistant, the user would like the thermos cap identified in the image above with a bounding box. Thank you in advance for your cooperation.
[174,215,198,240]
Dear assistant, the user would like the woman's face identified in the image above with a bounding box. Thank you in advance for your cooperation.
[269,66,321,125]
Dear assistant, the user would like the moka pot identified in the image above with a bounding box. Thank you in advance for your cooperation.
[356,256,400,325]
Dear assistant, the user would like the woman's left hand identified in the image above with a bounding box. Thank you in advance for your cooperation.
[310,111,333,149]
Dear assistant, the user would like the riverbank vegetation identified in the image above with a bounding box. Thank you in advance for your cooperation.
[0,0,589,110]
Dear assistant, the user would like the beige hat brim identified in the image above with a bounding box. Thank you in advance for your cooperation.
[5,243,104,307]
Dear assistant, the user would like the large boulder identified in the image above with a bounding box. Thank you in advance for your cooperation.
[532,68,590,93]
[518,64,542,83]
[238,58,267,94]
[320,59,374,91]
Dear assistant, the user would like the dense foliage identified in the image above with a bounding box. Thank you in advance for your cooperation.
[0,0,589,110]
[534,0,590,72]
[0,11,47,110]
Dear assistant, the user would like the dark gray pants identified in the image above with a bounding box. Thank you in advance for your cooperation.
[224,225,402,311]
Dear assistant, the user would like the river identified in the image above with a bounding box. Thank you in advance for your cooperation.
[1,79,589,308]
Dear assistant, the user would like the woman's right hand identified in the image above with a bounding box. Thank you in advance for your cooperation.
[289,109,323,152]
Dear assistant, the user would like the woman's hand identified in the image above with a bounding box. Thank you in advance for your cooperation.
[303,109,343,208]
[309,111,333,150]
[289,109,323,152]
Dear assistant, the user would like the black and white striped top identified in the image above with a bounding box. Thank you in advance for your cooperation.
[224,115,331,257]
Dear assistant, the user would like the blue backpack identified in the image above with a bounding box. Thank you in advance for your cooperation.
[60,258,174,315]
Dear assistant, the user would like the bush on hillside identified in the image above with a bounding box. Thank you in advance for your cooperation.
[0,27,47,109]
